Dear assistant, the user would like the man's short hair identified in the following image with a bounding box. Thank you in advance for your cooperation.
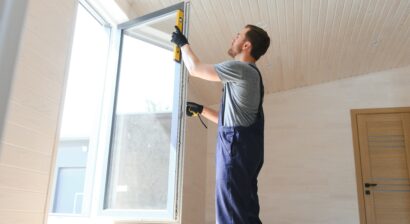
[245,25,270,60]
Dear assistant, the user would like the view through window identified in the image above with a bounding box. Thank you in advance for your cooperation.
[48,0,110,219]
[103,9,184,219]
[105,36,174,210]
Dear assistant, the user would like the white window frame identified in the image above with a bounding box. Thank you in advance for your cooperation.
[96,1,189,222]
[48,1,189,223]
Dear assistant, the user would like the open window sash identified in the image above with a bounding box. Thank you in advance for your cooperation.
[99,2,189,221]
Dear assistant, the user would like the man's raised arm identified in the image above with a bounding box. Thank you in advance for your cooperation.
[171,26,221,82]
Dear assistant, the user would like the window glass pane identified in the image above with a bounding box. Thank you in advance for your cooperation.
[53,167,86,213]
[105,13,178,210]
[48,2,110,217]
[59,5,109,139]
[51,140,88,215]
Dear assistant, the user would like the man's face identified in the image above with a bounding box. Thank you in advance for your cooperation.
[228,27,249,58]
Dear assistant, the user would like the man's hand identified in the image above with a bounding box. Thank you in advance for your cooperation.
[186,102,203,117]
[171,26,188,48]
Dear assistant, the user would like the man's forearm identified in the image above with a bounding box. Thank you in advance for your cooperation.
[201,107,218,124]
[180,44,199,75]
[180,45,221,82]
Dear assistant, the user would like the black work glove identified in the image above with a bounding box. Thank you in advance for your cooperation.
[186,102,203,117]
[171,26,188,48]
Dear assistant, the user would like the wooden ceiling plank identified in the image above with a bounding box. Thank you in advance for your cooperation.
[304,0,316,86]
[365,1,394,73]
[206,0,233,63]
[357,0,391,75]
[340,0,368,77]
[284,0,296,89]
[339,0,367,79]
[368,0,402,71]
[345,0,374,76]
[246,0,261,24]
[323,0,345,82]
[211,0,235,36]
[300,0,312,89]
[395,14,410,67]
[306,0,322,84]
[189,3,217,62]
[293,0,305,87]
[383,0,410,70]
[196,0,227,60]
[328,0,346,82]
[254,0,275,93]
[239,0,251,20]
[317,0,338,83]
[266,0,284,92]
[276,0,291,90]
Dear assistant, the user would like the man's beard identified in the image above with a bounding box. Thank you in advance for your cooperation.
[228,46,241,58]
[228,48,234,58]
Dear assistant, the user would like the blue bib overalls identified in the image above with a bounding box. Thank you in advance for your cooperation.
[216,64,264,224]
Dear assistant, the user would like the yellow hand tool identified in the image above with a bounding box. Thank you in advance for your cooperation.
[173,9,184,63]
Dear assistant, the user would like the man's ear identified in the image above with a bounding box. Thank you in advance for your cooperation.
[243,41,252,51]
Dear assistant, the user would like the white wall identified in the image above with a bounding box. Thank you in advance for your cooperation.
[205,65,410,224]
[179,90,208,224]
[0,0,77,223]
[181,115,207,223]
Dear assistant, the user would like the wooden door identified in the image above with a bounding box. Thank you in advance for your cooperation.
[352,108,410,224]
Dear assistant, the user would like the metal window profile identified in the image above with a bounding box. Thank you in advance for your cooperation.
[79,0,111,28]
[117,2,185,30]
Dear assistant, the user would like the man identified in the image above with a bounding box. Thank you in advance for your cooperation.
[172,24,270,224]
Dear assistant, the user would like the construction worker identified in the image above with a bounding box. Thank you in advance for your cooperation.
[171,24,270,224]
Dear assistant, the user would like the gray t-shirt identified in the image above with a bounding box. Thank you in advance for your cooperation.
[214,60,261,127]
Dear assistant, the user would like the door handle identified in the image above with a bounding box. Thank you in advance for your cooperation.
[364,183,378,188]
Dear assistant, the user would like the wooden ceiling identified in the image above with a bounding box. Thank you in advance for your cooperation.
[121,0,410,105]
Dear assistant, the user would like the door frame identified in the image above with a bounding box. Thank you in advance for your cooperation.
[350,107,410,224]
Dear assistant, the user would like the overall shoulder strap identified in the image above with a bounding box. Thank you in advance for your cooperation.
[248,64,264,114]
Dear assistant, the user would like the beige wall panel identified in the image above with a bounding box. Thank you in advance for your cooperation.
[6,101,57,136]
[0,0,77,223]
[205,65,410,224]
[0,143,51,173]
[0,165,48,192]
[12,56,63,103]
[0,188,46,211]
[0,211,43,224]
[2,122,55,155]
